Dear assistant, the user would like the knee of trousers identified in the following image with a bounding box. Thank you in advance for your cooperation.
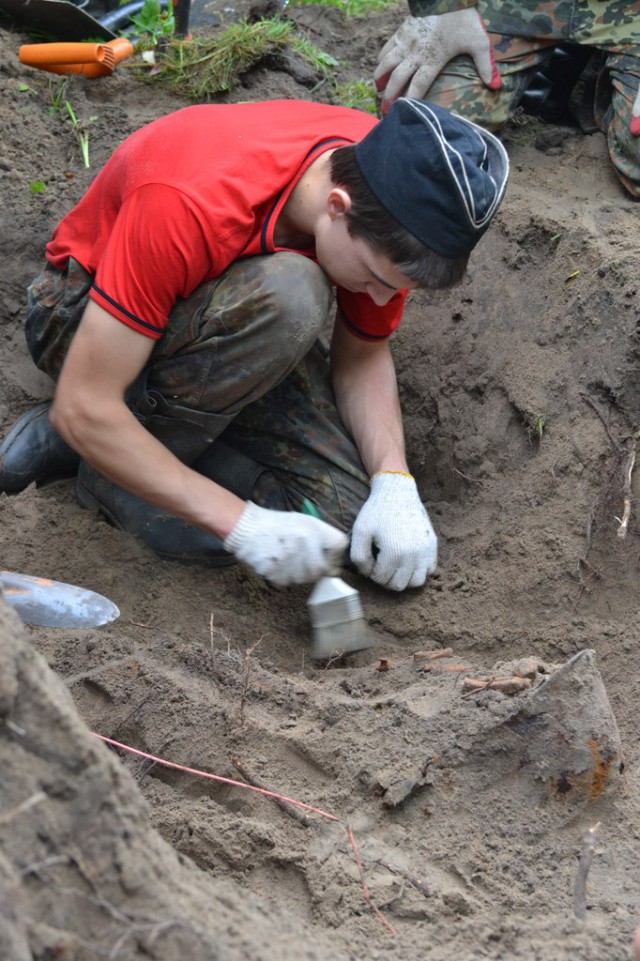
[606,123,640,198]
[145,254,334,423]
[252,253,334,361]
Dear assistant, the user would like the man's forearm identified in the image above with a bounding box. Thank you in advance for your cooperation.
[333,330,439,592]
[51,394,246,539]
[331,335,409,478]
[50,299,246,540]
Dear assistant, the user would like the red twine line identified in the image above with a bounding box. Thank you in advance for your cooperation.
[92,732,395,935]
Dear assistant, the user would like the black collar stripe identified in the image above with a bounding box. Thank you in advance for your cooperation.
[260,137,353,254]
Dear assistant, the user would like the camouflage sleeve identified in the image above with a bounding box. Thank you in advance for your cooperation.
[405,2,640,56]
[407,0,478,18]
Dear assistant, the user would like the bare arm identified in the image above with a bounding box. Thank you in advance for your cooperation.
[50,300,245,539]
[330,317,409,477]
[331,317,438,591]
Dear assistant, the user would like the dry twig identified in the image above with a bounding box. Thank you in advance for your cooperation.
[0,790,46,825]
[580,393,620,452]
[573,822,600,919]
[239,636,265,726]
[578,393,638,559]
[230,757,311,827]
[374,858,431,897]
[615,437,636,539]
[462,676,532,697]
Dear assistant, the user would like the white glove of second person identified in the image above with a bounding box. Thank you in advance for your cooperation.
[632,81,640,136]
[374,9,500,111]
[350,472,438,592]
[224,501,348,587]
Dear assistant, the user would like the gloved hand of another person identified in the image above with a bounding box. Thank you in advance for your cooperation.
[632,81,640,136]
[374,9,501,112]
[224,501,348,587]
[350,472,438,591]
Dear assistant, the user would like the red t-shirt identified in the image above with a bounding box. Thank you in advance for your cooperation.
[46,100,406,341]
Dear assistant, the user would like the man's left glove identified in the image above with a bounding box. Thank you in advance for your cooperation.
[350,471,438,592]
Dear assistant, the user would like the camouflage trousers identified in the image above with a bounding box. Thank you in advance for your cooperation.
[407,0,640,197]
[25,254,370,530]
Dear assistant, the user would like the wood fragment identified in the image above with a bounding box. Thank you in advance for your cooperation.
[230,757,311,827]
[574,822,600,920]
[616,438,636,539]
[0,791,46,825]
[375,658,392,672]
[375,858,432,897]
[462,676,532,695]
[413,648,453,663]
[461,678,489,693]
[488,676,532,694]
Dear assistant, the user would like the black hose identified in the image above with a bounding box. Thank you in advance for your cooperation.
[98,0,166,32]
[98,0,189,38]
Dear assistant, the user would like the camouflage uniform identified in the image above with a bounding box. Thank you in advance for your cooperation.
[25,253,370,531]
[406,0,640,197]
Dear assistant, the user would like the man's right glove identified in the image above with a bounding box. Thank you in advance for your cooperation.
[374,8,501,112]
[224,501,348,587]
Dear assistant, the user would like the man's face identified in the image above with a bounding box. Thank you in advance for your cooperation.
[315,189,417,306]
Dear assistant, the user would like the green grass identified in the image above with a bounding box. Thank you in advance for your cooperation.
[292,0,395,16]
[333,79,377,113]
[128,0,175,46]
[291,36,339,76]
[504,112,548,146]
[137,19,295,97]
[133,13,384,102]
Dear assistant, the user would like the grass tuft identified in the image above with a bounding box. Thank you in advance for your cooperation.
[138,19,295,98]
[333,79,377,113]
[292,0,396,16]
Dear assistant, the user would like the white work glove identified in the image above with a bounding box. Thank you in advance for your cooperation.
[632,81,640,136]
[350,472,437,592]
[374,9,501,112]
[224,501,348,587]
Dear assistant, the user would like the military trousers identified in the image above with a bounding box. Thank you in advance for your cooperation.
[25,253,370,531]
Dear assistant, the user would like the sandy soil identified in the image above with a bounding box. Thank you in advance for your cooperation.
[1,4,639,959]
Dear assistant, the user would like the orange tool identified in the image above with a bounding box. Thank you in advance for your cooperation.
[19,37,135,77]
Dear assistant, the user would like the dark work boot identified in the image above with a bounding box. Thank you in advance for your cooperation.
[191,440,269,499]
[0,402,80,494]
[76,461,236,566]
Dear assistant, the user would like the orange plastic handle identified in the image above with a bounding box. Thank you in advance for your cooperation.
[19,38,134,77]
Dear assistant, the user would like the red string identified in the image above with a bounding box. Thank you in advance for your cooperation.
[92,732,395,935]
[94,733,338,821]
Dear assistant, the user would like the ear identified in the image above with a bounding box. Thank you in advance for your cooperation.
[327,186,352,220]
